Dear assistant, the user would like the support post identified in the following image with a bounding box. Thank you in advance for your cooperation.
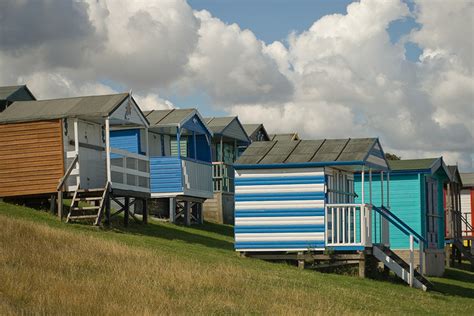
[184,201,191,226]
[74,119,80,188]
[369,168,372,205]
[105,118,111,183]
[445,244,451,268]
[380,171,384,207]
[358,251,366,278]
[57,191,63,220]
[142,199,148,224]
[105,195,111,226]
[297,252,305,270]
[220,136,224,162]
[124,197,130,227]
[169,197,176,223]
[50,194,56,215]
[409,234,414,287]
[386,172,390,208]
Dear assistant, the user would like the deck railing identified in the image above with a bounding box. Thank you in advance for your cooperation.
[110,148,150,193]
[212,162,234,193]
[325,204,373,247]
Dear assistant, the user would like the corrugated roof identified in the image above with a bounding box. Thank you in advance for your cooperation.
[0,85,25,100]
[461,173,474,187]
[0,93,129,123]
[388,158,438,171]
[145,109,195,126]
[236,138,380,166]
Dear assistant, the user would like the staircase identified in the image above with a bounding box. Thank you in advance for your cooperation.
[373,245,432,291]
[452,239,473,265]
[66,183,110,225]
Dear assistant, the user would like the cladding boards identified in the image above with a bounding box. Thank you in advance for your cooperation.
[234,167,326,251]
[0,120,64,197]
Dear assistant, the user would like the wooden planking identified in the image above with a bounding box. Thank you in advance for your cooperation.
[0,120,64,197]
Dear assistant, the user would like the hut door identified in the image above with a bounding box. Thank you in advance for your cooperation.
[425,178,439,248]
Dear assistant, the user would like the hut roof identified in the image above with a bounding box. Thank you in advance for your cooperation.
[204,116,250,143]
[235,138,388,171]
[447,165,462,184]
[0,85,35,101]
[144,108,213,136]
[0,93,134,123]
[461,173,474,187]
[388,158,450,178]
[269,133,300,141]
[242,123,270,141]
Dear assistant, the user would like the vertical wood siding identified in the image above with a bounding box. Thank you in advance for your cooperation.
[0,120,64,197]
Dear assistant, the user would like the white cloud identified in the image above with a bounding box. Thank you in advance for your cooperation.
[0,0,472,170]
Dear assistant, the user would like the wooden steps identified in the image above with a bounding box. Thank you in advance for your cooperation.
[372,245,432,291]
[453,239,473,265]
[66,183,109,225]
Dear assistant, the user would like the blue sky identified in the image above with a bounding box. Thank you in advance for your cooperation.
[172,0,421,115]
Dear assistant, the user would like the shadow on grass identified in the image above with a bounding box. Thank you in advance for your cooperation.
[430,268,474,299]
[109,217,234,251]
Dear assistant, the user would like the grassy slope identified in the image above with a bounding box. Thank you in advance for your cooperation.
[0,202,473,315]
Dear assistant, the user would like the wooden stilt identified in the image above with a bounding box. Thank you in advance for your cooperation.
[142,199,148,224]
[445,245,452,268]
[184,201,191,226]
[169,197,176,223]
[451,245,456,266]
[50,194,57,215]
[297,252,305,269]
[124,197,130,227]
[198,203,204,225]
[57,191,63,220]
[358,252,366,278]
[105,196,111,226]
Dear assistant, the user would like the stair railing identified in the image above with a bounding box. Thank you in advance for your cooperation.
[459,211,474,237]
[372,205,427,286]
[57,154,79,220]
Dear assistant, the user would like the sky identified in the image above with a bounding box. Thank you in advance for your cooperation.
[0,0,473,170]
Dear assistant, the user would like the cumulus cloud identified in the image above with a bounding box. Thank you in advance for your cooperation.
[0,0,472,169]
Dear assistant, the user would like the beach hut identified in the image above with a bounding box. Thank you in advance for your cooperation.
[0,93,150,225]
[110,108,214,225]
[0,85,36,112]
[202,116,251,224]
[460,173,474,249]
[268,133,299,141]
[242,123,270,143]
[355,158,450,276]
[235,138,430,290]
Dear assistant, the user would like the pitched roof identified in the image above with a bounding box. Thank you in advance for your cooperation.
[236,138,387,170]
[145,109,195,126]
[144,108,213,136]
[269,133,299,141]
[0,85,36,101]
[242,124,262,137]
[205,116,250,142]
[388,158,450,179]
[388,158,438,171]
[447,165,462,184]
[461,173,474,187]
[0,93,130,123]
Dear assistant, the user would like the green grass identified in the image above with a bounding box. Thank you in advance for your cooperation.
[0,201,473,315]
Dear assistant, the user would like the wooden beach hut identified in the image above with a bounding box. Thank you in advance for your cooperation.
[202,116,251,224]
[234,138,430,290]
[460,173,474,250]
[0,85,36,112]
[242,123,270,143]
[111,108,214,225]
[355,158,450,276]
[0,93,150,225]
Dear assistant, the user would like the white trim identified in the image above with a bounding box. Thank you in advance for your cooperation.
[236,248,325,252]
[110,165,149,178]
[151,192,185,198]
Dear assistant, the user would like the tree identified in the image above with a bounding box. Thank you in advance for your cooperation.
[385,153,401,160]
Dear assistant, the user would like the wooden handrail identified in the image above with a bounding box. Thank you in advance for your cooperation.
[57,154,79,191]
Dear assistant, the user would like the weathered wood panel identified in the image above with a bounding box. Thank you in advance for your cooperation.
[0,120,64,197]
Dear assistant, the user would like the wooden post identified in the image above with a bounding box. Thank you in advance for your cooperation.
[57,191,63,220]
[142,199,148,224]
[297,252,305,270]
[124,197,130,227]
[105,118,111,183]
[409,235,414,287]
[50,194,57,215]
[105,195,111,226]
[169,197,176,223]
[198,203,204,225]
[445,245,451,268]
[184,201,191,226]
[358,251,366,278]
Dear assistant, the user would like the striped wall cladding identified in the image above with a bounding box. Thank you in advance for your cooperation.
[234,167,326,252]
